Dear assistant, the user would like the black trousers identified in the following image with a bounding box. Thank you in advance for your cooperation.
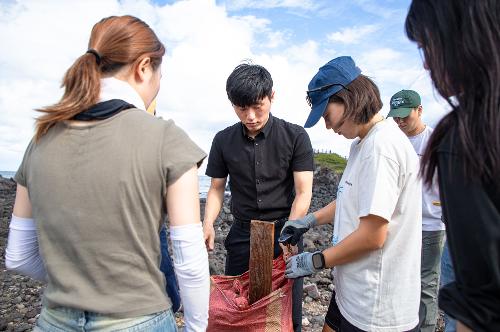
[224,218,304,332]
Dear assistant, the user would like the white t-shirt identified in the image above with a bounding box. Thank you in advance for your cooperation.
[408,126,445,231]
[333,120,421,332]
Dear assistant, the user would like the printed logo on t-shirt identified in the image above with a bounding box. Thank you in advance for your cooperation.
[345,180,352,186]
[332,234,339,245]
[337,185,344,195]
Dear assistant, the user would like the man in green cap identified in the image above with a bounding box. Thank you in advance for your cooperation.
[388,90,424,136]
[388,89,445,332]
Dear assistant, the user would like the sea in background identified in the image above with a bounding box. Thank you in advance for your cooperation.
[0,171,15,179]
[198,175,212,198]
[0,171,216,198]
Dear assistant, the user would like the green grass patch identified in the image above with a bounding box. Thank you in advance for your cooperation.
[314,153,347,173]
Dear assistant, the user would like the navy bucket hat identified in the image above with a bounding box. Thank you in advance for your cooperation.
[304,56,361,128]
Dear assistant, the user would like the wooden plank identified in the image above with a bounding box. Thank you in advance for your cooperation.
[249,220,275,304]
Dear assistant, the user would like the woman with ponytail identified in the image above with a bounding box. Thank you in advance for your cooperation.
[5,15,209,331]
[405,1,500,331]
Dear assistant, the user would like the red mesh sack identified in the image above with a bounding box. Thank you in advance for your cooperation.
[207,256,293,332]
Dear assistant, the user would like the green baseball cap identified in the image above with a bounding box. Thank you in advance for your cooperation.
[387,90,421,118]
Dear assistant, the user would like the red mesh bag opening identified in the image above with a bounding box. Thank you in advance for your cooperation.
[207,256,293,332]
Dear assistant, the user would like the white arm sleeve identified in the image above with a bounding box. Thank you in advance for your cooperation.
[170,223,210,332]
[5,214,47,282]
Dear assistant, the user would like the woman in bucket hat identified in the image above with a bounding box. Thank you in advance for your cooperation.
[280,56,421,332]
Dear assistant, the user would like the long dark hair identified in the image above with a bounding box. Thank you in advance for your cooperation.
[405,0,500,186]
[35,15,165,141]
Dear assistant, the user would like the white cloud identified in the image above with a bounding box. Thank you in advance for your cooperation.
[351,0,401,19]
[0,0,321,171]
[327,24,379,44]
[264,30,288,48]
[0,0,443,173]
[223,0,318,11]
[352,46,449,128]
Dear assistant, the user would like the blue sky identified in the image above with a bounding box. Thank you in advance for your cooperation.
[0,0,447,171]
[222,0,408,41]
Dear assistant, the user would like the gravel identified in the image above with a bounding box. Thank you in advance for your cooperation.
[0,167,443,331]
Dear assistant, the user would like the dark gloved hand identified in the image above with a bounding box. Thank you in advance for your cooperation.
[285,251,319,278]
[278,213,317,246]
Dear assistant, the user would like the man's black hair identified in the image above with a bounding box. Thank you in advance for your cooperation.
[226,63,273,107]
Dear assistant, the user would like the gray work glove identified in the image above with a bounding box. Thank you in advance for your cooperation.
[278,213,317,246]
[285,251,319,279]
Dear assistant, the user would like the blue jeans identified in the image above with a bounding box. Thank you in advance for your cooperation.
[34,307,177,332]
[159,224,181,312]
[440,241,457,332]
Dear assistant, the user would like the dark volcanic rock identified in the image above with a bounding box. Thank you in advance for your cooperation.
[0,175,44,332]
[7,167,437,332]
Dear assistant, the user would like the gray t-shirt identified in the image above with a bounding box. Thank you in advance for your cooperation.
[15,109,206,317]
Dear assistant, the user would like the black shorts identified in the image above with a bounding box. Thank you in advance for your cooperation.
[325,292,365,332]
[325,291,419,332]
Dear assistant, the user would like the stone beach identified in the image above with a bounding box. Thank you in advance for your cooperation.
[0,167,442,331]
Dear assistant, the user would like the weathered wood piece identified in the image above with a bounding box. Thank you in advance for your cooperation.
[249,220,275,304]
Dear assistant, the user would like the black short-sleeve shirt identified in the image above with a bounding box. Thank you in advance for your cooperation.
[206,114,314,221]
[437,128,500,331]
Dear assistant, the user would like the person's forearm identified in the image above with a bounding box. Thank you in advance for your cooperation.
[312,200,336,226]
[322,223,384,267]
[170,224,209,331]
[288,191,312,220]
[203,186,225,225]
[5,215,47,281]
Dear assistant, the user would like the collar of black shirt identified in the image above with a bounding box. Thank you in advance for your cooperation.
[240,113,274,139]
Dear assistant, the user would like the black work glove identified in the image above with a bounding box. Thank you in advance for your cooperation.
[278,213,318,246]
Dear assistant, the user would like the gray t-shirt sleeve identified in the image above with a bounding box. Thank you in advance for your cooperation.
[161,120,207,186]
[14,139,35,187]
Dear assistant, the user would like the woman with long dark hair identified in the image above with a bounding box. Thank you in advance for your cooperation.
[405,1,500,331]
[5,15,209,331]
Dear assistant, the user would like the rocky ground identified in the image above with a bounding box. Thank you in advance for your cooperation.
[0,168,442,331]
[0,176,43,332]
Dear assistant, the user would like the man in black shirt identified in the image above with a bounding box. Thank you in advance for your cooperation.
[204,63,314,331]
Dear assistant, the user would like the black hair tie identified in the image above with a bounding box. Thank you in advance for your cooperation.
[86,49,101,65]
